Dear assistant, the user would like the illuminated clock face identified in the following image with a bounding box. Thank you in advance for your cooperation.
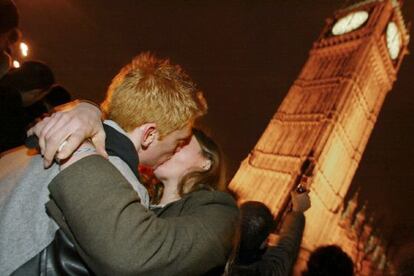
[386,22,401,60]
[332,11,369,36]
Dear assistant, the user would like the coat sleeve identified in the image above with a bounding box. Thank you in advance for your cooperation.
[48,155,238,276]
[256,211,305,276]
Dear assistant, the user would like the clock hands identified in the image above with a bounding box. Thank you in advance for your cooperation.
[386,22,401,59]
[332,11,368,36]
[346,13,355,29]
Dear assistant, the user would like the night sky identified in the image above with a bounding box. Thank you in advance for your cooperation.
[14,0,414,267]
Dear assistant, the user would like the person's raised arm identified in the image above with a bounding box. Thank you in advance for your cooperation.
[291,190,311,213]
[257,191,311,276]
[27,100,107,167]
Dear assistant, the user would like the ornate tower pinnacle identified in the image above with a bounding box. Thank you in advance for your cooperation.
[340,189,360,229]
[350,202,367,239]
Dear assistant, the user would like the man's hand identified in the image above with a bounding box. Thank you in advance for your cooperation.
[291,191,311,213]
[59,141,98,171]
[27,100,108,167]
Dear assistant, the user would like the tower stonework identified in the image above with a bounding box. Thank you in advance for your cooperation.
[229,0,409,274]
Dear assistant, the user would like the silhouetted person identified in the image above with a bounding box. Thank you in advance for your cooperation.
[1,61,55,107]
[227,191,311,275]
[0,50,11,78]
[0,61,55,152]
[24,84,72,122]
[42,85,71,109]
[0,0,19,78]
[238,201,274,264]
[0,85,25,152]
[0,0,19,48]
[302,245,354,276]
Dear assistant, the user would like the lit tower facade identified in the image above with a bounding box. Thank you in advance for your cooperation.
[229,0,409,273]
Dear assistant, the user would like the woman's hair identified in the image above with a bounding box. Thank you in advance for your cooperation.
[177,128,226,196]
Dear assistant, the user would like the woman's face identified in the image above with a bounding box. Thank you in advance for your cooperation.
[153,135,207,182]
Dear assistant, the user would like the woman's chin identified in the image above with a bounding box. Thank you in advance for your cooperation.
[153,161,165,172]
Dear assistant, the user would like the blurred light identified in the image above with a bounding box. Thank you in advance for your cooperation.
[20,42,29,57]
[13,60,20,68]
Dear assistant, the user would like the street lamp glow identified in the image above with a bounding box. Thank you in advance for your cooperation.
[13,60,20,68]
[20,42,29,57]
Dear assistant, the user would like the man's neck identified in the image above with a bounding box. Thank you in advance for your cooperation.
[104,120,140,151]
[102,121,140,179]
[125,131,140,151]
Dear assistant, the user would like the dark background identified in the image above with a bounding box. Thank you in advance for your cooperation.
[14,0,414,268]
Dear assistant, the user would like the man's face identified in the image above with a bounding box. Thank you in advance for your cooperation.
[153,134,206,182]
[140,124,192,168]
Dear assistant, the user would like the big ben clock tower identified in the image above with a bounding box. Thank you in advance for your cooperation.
[229,0,409,274]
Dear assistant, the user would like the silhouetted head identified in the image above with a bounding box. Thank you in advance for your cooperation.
[0,50,11,78]
[303,245,354,276]
[238,201,274,263]
[43,85,71,109]
[0,0,18,35]
[1,61,54,92]
[0,61,55,106]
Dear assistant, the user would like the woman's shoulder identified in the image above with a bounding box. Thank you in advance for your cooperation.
[183,189,238,210]
[157,190,239,220]
[180,190,239,228]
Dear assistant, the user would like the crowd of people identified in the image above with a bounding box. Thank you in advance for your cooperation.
[0,1,355,275]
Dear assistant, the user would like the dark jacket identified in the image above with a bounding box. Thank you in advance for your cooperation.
[45,155,238,275]
[230,212,305,276]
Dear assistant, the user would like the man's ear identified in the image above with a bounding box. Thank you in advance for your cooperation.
[141,123,158,149]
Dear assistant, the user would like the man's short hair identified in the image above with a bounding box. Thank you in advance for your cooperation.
[101,52,207,138]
